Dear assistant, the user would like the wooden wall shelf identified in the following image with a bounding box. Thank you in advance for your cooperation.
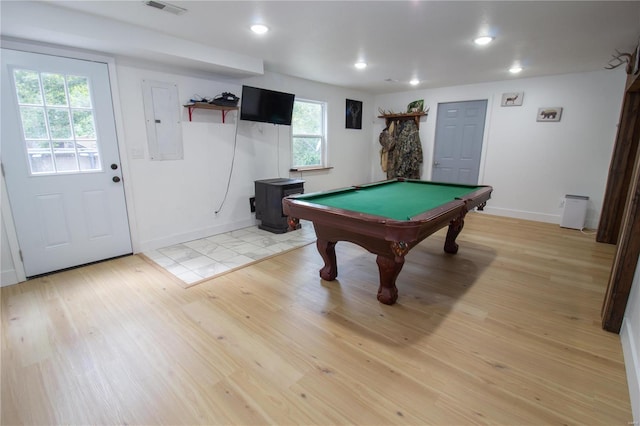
[184,103,238,123]
[377,111,428,129]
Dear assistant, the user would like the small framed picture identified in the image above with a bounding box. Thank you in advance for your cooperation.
[346,99,362,129]
[501,92,523,106]
[537,107,563,122]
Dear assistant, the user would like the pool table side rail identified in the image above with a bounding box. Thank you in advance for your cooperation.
[293,176,410,199]
[285,184,492,224]
[408,185,492,221]
[293,178,487,202]
[282,185,492,244]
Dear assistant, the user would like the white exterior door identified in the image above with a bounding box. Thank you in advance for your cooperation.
[1,49,132,277]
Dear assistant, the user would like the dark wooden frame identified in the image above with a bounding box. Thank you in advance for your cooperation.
[345,99,363,129]
[598,59,640,333]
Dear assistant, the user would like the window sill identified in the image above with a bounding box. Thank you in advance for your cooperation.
[289,166,333,172]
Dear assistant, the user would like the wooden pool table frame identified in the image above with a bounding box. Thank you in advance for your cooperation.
[282,178,493,305]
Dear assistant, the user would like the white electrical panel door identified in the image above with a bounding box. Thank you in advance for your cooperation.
[142,80,183,160]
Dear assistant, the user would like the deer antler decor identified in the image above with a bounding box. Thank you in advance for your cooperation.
[605,48,635,74]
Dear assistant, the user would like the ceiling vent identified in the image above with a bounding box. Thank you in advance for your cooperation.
[144,1,187,15]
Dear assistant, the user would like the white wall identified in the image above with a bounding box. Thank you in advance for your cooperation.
[117,64,373,252]
[622,254,640,422]
[241,72,374,193]
[373,69,627,228]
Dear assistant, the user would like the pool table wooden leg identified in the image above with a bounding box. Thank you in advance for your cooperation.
[376,255,403,305]
[444,215,464,254]
[317,239,338,281]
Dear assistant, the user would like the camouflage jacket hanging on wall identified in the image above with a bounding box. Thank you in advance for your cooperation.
[392,120,423,179]
[378,123,396,178]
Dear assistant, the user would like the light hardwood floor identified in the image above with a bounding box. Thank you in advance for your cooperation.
[1,213,632,425]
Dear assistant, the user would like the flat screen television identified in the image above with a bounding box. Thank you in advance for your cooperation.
[240,85,295,126]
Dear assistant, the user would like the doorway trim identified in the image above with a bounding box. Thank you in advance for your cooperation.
[0,37,140,282]
[1,172,25,283]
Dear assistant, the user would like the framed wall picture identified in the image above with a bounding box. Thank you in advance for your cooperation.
[537,107,563,122]
[346,99,362,129]
[501,92,524,106]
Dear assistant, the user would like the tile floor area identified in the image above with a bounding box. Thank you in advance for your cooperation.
[144,220,316,286]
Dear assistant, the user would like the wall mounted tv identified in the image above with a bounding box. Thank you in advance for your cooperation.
[240,85,295,126]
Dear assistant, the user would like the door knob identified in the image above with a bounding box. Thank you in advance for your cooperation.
[111,164,118,170]
[112,176,121,183]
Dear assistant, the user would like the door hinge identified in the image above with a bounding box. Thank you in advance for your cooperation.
[1,162,4,177]
[19,250,23,262]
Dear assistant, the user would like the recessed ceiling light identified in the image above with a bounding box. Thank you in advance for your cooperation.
[354,61,367,69]
[474,36,494,46]
[409,79,420,86]
[251,24,269,34]
[509,66,523,74]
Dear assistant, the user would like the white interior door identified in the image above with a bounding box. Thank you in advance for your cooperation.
[1,49,132,277]
[432,100,487,185]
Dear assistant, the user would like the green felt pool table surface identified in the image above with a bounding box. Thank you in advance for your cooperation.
[283,179,493,305]
[282,178,493,305]
[295,180,484,221]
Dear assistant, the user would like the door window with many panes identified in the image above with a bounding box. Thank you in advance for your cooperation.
[13,69,100,174]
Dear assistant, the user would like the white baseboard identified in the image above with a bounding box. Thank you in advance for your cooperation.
[137,218,258,253]
[622,317,640,423]
[481,206,560,224]
[481,207,599,229]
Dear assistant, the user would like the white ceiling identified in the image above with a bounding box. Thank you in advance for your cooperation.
[3,1,640,94]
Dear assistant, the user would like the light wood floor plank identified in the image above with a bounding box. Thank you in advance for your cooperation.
[1,213,632,425]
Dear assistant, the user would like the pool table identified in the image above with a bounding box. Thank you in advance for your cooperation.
[282,178,492,305]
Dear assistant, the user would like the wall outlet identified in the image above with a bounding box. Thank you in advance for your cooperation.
[250,196,256,212]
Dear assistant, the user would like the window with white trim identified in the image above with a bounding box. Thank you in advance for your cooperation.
[291,99,326,169]
[12,68,100,174]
